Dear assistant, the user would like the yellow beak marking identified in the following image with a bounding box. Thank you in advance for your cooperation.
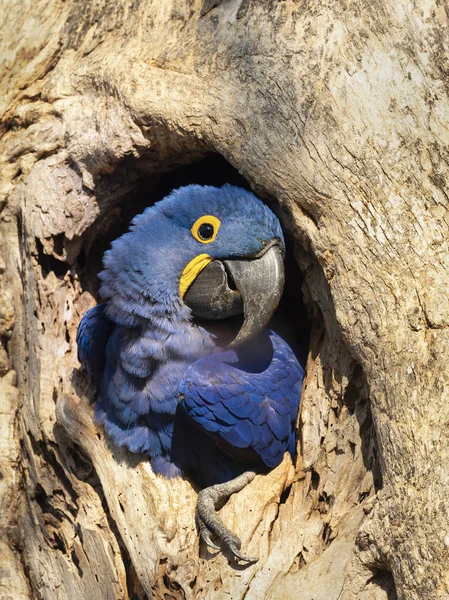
[180,254,212,298]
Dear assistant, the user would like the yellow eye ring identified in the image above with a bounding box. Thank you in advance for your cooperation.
[191,215,221,244]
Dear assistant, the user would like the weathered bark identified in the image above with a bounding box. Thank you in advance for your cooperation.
[1,1,448,598]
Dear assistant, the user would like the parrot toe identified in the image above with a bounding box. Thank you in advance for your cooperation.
[196,470,258,563]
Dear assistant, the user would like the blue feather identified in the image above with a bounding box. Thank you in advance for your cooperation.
[76,304,114,379]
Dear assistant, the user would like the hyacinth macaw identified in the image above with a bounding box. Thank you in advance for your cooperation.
[77,184,305,561]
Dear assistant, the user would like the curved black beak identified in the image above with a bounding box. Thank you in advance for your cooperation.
[184,241,284,346]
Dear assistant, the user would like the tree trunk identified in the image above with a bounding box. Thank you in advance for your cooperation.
[1,1,448,598]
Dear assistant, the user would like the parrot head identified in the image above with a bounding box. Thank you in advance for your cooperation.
[100,184,285,345]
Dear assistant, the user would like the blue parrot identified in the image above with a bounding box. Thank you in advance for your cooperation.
[77,184,305,561]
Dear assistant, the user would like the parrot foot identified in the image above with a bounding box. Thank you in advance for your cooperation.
[196,470,258,563]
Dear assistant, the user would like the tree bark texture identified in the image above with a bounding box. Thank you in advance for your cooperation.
[1,1,448,598]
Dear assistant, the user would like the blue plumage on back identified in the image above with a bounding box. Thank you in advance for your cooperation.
[76,184,305,488]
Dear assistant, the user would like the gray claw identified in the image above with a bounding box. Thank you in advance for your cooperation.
[201,529,221,551]
[228,542,258,563]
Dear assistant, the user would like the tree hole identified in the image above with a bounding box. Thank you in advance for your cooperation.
[70,148,382,561]
[367,569,397,600]
[35,237,70,279]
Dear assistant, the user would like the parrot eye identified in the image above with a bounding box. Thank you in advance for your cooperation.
[198,223,214,239]
[191,215,221,244]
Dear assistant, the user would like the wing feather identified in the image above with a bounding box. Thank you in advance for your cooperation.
[180,330,305,469]
[76,304,115,379]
